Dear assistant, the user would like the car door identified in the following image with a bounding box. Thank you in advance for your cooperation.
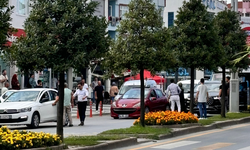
[155,89,166,110]
[38,91,55,122]
[48,90,57,121]
[148,90,158,111]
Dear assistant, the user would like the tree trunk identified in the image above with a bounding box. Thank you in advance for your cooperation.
[221,66,226,118]
[190,67,194,114]
[57,72,64,141]
[140,67,145,127]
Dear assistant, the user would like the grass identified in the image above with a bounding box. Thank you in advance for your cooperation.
[99,125,171,139]
[199,112,250,125]
[64,135,127,146]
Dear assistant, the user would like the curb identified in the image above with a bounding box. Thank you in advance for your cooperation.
[22,144,65,150]
[67,137,137,150]
[158,116,250,140]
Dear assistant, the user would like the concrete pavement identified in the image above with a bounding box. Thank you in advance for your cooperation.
[71,104,111,117]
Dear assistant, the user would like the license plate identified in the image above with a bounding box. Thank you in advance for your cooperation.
[0,115,11,119]
[119,114,129,118]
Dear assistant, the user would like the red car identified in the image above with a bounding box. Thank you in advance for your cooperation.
[111,88,170,119]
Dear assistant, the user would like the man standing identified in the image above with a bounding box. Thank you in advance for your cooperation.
[165,79,181,112]
[73,82,88,126]
[0,69,8,93]
[1,82,9,95]
[110,82,118,102]
[95,81,104,112]
[91,77,98,104]
[81,79,88,90]
[53,83,74,127]
[29,74,37,88]
[195,78,209,119]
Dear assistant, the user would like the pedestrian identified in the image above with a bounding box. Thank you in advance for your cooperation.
[29,74,37,88]
[165,79,181,112]
[219,80,228,113]
[36,80,43,88]
[81,79,88,90]
[1,82,9,95]
[95,81,104,112]
[0,69,8,94]
[195,78,209,119]
[73,82,88,126]
[226,76,230,109]
[11,74,20,90]
[110,82,119,103]
[178,82,185,112]
[91,77,98,104]
[53,83,74,127]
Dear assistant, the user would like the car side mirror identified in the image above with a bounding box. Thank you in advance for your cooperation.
[41,98,49,103]
[150,97,157,101]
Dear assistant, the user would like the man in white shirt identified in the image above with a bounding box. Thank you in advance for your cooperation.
[1,82,9,95]
[165,79,181,112]
[73,82,88,126]
[195,78,209,119]
[81,79,88,90]
[0,69,8,94]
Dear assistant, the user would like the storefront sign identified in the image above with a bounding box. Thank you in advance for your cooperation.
[166,68,190,76]
[202,0,216,10]
[243,27,250,46]
[217,1,226,10]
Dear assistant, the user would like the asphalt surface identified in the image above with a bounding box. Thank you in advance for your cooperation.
[115,123,250,150]
[6,115,135,137]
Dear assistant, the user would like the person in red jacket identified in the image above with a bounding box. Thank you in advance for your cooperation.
[11,74,20,90]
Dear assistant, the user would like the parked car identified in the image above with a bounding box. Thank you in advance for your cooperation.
[0,88,57,128]
[186,81,222,115]
[0,90,17,103]
[114,80,157,101]
[111,87,170,119]
[177,80,200,99]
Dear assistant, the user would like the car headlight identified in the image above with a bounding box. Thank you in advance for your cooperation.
[133,103,140,108]
[111,102,117,108]
[114,96,120,101]
[19,107,32,112]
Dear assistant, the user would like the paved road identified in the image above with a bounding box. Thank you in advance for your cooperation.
[71,104,111,117]
[116,123,250,150]
[6,115,135,137]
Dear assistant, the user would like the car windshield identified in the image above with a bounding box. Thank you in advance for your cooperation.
[2,91,15,99]
[5,91,40,102]
[122,88,150,99]
[194,83,220,92]
[182,83,198,93]
[119,85,140,95]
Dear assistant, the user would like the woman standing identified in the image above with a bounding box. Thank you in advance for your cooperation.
[178,82,185,112]
[11,74,20,90]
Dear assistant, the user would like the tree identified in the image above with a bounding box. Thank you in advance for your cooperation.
[214,9,248,117]
[0,0,14,50]
[103,0,177,127]
[3,0,110,140]
[169,0,223,114]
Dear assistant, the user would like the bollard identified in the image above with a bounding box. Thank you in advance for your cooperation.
[90,100,92,117]
[100,101,102,116]
[77,109,79,119]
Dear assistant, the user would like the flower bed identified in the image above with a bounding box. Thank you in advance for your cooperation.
[133,111,198,125]
[0,126,61,150]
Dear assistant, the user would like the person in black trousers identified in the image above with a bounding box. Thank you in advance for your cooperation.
[73,82,89,126]
[178,82,185,112]
[95,81,104,112]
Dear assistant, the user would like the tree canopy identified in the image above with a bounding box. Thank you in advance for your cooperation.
[0,0,14,50]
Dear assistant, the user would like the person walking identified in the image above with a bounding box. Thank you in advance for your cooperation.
[0,69,8,94]
[1,82,9,95]
[178,82,185,112]
[81,79,88,90]
[95,81,104,112]
[110,82,119,103]
[165,79,181,112]
[73,82,88,126]
[29,74,37,88]
[11,74,20,90]
[53,83,74,127]
[195,78,209,119]
[91,77,98,104]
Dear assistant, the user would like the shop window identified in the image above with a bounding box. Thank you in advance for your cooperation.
[246,13,250,17]
[16,0,29,15]
[168,12,174,27]
[119,5,129,19]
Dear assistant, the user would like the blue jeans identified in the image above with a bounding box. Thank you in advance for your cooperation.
[92,91,95,103]
[110,97,115,102]
[198,102,207,118]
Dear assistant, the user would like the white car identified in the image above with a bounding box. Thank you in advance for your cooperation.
[0,88,57,128]
[177,80,200,99]
[0,90,17,103]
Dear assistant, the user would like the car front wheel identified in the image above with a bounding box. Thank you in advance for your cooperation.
[28,112,40,128]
